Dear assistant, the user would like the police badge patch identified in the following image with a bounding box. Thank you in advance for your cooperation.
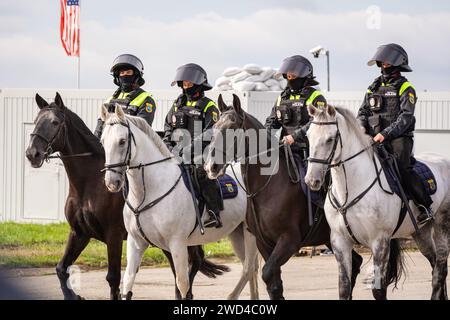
[145,103,153,113]
[408,92,415,104]
[212,111,218,122]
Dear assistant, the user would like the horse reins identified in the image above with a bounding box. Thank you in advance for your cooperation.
[102,120,181,246]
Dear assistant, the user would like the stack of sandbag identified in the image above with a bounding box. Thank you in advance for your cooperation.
[214,64,287,92]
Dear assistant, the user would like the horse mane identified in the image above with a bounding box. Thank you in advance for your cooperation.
[105,113,172,158]
[46,103,105,155]
[331,106,373,150]
[244,111,265,130]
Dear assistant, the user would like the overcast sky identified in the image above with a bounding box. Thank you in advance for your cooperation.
[1,0,450,92]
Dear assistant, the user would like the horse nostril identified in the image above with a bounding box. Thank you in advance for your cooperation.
[26,148,39,160]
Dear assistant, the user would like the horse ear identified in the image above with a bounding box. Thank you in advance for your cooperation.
[54,92,64,109]
[217,94,228,113]
[115,104,125,120]
[100,104,108,121]
[35,93,49,109]
[232,94,243,115]
[326,104,336,117]
[307,104,318,117]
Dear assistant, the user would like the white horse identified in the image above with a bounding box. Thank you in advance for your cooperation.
[305,104,450,300]
[100,105,259,300]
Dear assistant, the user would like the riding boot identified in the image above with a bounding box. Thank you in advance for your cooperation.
[196,167,223,228]
[388,137,434,224]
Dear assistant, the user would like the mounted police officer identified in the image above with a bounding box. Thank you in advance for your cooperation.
[265,55,327,164]
[356,43,433,223]
[94,54,156,138]
[162,63,223,228]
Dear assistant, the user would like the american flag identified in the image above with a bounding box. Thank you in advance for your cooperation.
[60,0,80,57]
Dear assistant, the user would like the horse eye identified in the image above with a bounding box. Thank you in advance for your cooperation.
[326,137,333,144]
[51,120,59,126]
[119,139,126,146]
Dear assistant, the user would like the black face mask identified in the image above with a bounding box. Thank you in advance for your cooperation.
[381,65,401,77]
[184,84,203,97]
[119,75,136,92]
[287,77,306,91]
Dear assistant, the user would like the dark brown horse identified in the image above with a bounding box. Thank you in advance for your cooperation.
[205,94,363,299]
[25,93,227,300]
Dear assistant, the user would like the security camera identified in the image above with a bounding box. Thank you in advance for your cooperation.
[309,45,324,58]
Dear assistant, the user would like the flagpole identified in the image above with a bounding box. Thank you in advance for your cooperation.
[77,0,81,89]
[77,56,80,89]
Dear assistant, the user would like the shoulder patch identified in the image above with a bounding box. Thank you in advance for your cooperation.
[408,92,415,104]
[316,101,326,108]
[212,111,218,122]
[145,102,153,113]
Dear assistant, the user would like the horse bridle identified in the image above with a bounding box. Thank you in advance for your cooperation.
[307,121,343,167]
[30,108,94,165]
[101,121,136,175]
[306,118,382,244]
[101,119,181,246]
[29,108,68,165]
[214,108,280,198]
[102,121,175,174]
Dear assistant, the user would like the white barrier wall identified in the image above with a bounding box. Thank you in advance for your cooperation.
[1,88,450,223]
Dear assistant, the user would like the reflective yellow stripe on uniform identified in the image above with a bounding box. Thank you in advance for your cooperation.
[399,81,414,96]
[130,92,152,107]
[203,101,216,113]
[306,90,323,106]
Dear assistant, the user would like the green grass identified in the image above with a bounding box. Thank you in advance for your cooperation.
[0,222,235,268]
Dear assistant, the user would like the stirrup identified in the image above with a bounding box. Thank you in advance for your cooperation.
[204,210,222,228]
[416,205,434,224]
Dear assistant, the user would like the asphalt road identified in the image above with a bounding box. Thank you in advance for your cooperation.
[2,251,447,300]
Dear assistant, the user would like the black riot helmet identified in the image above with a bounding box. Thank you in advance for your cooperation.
[275,55,319,85]
[110,54,145,86]
[170,63,213,91]
[367,43,412,72]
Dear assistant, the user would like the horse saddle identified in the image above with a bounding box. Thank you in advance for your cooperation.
[377,152,437,199]
[180,165,239,204]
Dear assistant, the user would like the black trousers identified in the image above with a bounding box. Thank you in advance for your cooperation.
[384,137,433,207]
[194,166,223,213]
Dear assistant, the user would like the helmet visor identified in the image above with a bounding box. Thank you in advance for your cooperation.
[367,45,405,67]
[110,54,144,74]
[171,66,206,86]
[274,58,312,79]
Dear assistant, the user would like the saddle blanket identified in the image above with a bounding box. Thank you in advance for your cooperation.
[382,159,437,198]
[180,166,238,201]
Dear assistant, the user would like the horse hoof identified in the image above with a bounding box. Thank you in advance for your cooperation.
[124,291,133,300]
[76,295,85,300]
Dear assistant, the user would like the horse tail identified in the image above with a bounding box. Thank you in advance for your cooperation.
[188,245,230,278]
[386,239,406,288]
[199,258,230,278]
